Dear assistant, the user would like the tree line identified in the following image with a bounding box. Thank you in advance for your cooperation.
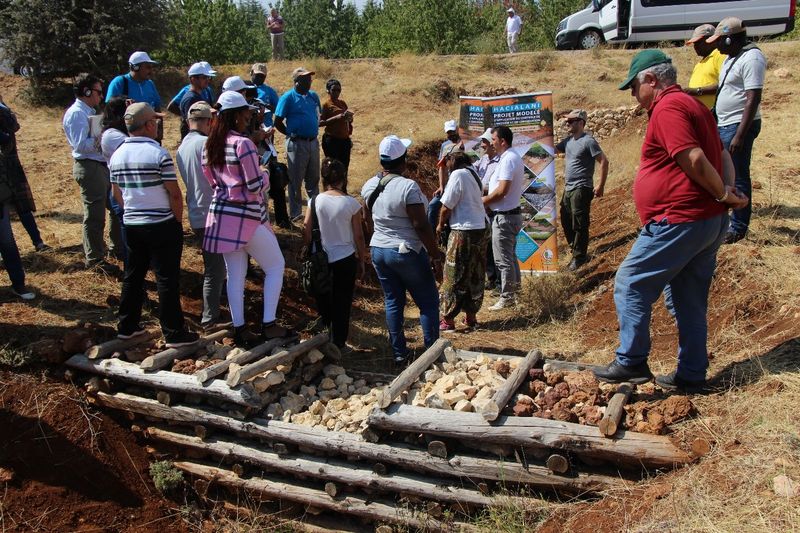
[0,0,584,83]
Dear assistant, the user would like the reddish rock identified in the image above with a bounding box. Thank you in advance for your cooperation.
[545,371,565,386]
[660,395,694,424]
[579,405,603,425]
[513,402,535,417]
[551,399,578,423]
[542,389,561,409]
[528,380,547,395]
[171,359,196,374]
[493,360,511,377]
[645,411,667,434]
[571,391,590,404]
[563,370,599,394]
[553,381,571,399]
[528,368,545,381]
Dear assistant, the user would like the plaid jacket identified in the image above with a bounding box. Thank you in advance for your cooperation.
[0,104,35,213]
[202,131,270,254]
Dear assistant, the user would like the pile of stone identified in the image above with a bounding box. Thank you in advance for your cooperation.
[558,105,643,140]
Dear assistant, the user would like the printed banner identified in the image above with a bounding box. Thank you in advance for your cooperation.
[458,92,557,273]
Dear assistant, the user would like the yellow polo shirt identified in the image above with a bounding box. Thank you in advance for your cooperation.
[688,49,727,110]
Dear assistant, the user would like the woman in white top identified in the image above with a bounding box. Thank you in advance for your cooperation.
[99,96,130,264]
[303,158,367,351]
[436,146,489,331]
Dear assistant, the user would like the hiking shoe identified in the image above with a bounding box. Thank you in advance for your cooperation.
[165,330,200,348]
[393,351,411,365]
[488,297,514,311]
[593,360,653,385]
[463,314,479,331]
[439,318,456,332]
[655,371,706,393]
[277,220,293,230]
[567,257,588,271]
[232,326,261,348]
[117,327,147,340]
[261,321,296,342]
[291,214,304,223]
[11,285,36,301]
[34,242,51,252]
[723,231,745,245]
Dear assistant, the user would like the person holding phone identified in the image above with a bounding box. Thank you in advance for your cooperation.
[319,79,353,175]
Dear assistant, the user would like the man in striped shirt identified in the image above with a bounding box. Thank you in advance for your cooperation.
[109,103,198,348]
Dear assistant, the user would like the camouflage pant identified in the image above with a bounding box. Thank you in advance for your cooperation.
[440,228,489,319]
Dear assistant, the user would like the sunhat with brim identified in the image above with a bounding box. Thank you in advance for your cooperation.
[379,135,412,162]
[706,17,746,43]
[222,76,256,92]
[686,24,715,45]
[478,127,493,143]
[217,91,258,112]
[128,51,158,65]
[618,49,672,90]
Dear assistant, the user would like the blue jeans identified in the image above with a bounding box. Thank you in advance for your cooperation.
[614,214,728,381]
[371,246,439,358]
[427,193,442,230]
[0,203,25,289]
[718,119,760,236]
[17,210,42,247]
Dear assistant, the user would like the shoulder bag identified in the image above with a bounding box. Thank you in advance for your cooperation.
[300,195,332,297]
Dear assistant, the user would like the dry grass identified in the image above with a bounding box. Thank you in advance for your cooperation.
[1,41,799,532]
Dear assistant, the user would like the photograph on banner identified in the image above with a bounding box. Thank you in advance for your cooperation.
[457,92,557,273]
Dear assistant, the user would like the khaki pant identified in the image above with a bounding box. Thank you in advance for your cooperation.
[73,159,122,263]
[271,32,285,61]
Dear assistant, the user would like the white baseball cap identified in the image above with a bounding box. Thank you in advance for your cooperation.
[379,135,412,162]
[128,51,158,65]
[188,62,216,77]
[507,7,515,13]
[444,120,457,133]
[216,91,258,112]
[478,127,493,143]
[222,76,255,92]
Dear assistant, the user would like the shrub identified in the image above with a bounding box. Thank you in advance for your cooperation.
[518,272,576,324]
[149,461,184,493]
[0,344,35,368]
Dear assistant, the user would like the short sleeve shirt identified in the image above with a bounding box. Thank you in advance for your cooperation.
[687,49,726,110]
[634,85,726,225]
[310,194,362,262]
[556,133,602,191]
[361,174,428,252]
[274,88,321,138]
[715,46,765,127]
[440,168,487,230]
[256,84,280,127]
[106,74,161,110]
[487,149,526,212]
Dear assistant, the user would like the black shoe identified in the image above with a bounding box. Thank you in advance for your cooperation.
[117,327,147,340]
[593,361,653,385]
[655,371,706,393]
[567,257,588,271]
[165,330,200,348]
[261,321,296,342]
[723,231,745,245]
[277,220,293,230]
[233,325,261,348]
[393,351,411,365]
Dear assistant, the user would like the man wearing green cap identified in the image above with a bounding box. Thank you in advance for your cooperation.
[593,50,747,392]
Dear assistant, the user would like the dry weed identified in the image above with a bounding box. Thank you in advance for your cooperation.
[517,272,577,324]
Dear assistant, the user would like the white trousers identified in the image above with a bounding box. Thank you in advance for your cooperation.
[222,224,285,327]
[507,32,519,54]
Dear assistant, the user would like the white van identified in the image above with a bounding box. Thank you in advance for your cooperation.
[593,0,795,45]
[556,3,604,50]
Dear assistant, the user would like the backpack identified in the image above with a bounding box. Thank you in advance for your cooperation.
[300,196,332,297]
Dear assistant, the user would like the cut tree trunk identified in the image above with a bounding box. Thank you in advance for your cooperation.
[378,339,450,409]
[368,404,692,469]
[173,461,480,531]
[95,392,621,494]
[147,427,523,507]
[482,350,542,421]
[140,329,232,371]
[542,360,604,373]
[226,333,329,387]
[86,331,159,359]
[195,337,292,384]
[65,355,260,408]
[598,383,633,437]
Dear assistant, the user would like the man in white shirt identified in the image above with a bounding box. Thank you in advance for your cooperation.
[176,102,226,330]
[62,74,122,267]
[707,16,765,244]
[483,126,526,310]
[505,8,522,54]
[474,128,501,291]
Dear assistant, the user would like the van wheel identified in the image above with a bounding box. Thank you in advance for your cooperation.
[578,30,603,50]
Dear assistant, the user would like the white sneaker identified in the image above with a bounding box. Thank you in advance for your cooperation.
[11,285,35,301]
[488,298,513,311]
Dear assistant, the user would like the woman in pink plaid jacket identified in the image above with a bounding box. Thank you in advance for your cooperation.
[203,92,291,347]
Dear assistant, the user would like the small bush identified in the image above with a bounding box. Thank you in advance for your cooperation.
[477,54,511,73]
[518,272,576,324]
[0,344,35,368]
[150,461,184,493]
[425,79,457,104]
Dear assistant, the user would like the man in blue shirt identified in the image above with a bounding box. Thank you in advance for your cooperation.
[250,63,279,127]
[106,51,161,111]
[167,62,216,116]
[274,67,322,221]
[63,74,123,267]
[178,62,215,139]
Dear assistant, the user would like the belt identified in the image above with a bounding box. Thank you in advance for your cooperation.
[494,207,521,215]
[290,136,317,142]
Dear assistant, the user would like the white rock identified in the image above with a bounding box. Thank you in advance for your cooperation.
[304,348,325,364]
[280,391,306,414]
[276,363,292,373]
[328,398,348,412]
[335,374,354,387]
[475,387,495,400]
[471,397,494,415]
[424,392,450,410]
[453,399,474,412]
[424,368,443,382]
[773,475,800,498]
[451,370,469,385]
[443,390,467,405]
[323,364,346,377]
[308,400,325,416]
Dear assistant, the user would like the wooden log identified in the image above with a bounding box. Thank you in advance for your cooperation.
[453,348,522,363]
[148,427,519,507]
[324,482,338,498]
[173,461,480,531]
[195,337,291,384]
[427,440,448,459]
[542,359,605,373]
[368,404,693,469]
[483,350,542,421]
[65,355,261,408]
[86,331,158,360]
[546,454,570,474]
[378,338,450,409]
[140,329,231,371]
[96,392,623,494]
[226,333,329,387]
[598,383,633,437]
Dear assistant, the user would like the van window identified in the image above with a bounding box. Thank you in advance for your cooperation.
[641,0,725,6]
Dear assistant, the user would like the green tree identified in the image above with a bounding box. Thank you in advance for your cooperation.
[158,0,271,66]
[0,0,166,82]
[519,0,586,51]
[277,0,359,59]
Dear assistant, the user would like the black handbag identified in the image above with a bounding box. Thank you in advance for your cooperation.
[300,196,332,296]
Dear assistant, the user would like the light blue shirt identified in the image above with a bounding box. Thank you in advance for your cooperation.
[169,85,215,109]
[275,88,321,138]
[255,83,279,127]
[62,99,104,162]
[106,73,162,110]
